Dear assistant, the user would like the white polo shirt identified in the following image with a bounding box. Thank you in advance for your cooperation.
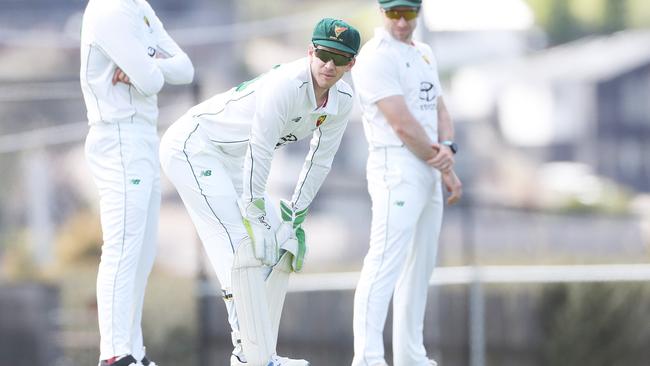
[80,0,194,126]
[187,58,354,211]
[351,27,443,148]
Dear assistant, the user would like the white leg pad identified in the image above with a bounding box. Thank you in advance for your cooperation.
[265,251,292,352]
[231,238,274,366]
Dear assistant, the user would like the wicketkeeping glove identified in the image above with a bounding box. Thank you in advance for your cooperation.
[278,199,308,272]
[240,198,279,266]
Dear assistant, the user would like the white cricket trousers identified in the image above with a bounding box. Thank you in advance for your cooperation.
[159,115,279,334]
[352,147,443,366]
[85,122,160,361]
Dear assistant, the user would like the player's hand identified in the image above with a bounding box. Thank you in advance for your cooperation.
[427,143,454,172]
[112,67,131,86]
[240,198,278,266]
[441,169,462,205]
[277,200,308,272]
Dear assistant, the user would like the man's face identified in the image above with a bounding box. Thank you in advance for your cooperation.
[308,44,355,90]
[382,6,419,42]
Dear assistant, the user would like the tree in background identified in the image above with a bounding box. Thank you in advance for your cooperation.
[524,0,648,46]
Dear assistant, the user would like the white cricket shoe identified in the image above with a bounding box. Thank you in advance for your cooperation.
[230,354,309,366]
[230,354,246,366]
[269,355,309,366]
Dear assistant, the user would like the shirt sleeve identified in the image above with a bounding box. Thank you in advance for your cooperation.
[290,96,352,211]
[242,76,293,206]
[93,6,164,97]
[351,46,402,105]
[142,2,194,85]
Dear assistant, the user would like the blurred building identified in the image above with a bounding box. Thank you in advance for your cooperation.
[452,30,650,193]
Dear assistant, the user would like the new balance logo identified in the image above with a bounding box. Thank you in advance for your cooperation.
[394,200,405,207]
[130,179,141,185]
[201,170,212,177]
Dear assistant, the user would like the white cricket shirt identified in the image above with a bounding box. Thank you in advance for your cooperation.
[187,58,354,211]
[351,28,443,148]
[80,0,193,126]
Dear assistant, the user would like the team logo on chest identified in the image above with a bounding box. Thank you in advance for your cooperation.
[419,81,436,102]
[316,115,327,127]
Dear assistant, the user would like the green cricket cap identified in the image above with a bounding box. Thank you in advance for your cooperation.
[311,18,361,56]
[378,0,422,9]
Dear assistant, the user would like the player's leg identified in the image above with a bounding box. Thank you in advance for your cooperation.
[230,195,309,366]
[230,192,279,366]
[160,118,248,358]
[162,119,307,365]
[130,132,161,363]
[392,180,443,366]
[265,251,292,351]
[352,151,426,366]
[231,234,275,366]
[86,123,158,362]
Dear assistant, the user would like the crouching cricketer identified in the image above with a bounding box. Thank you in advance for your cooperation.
[159,18,360,366]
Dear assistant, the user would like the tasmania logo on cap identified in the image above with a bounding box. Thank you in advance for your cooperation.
[334,26,348,39]
[316,115,327,127]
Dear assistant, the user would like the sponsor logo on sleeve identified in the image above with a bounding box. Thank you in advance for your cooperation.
[276,134,298,148]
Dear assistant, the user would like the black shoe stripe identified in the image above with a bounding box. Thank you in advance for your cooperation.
[100,355,137,366]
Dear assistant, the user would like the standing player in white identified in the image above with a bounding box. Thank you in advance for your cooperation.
[80,1,194,365]
[159,18,360,366]
[350,1,462,365]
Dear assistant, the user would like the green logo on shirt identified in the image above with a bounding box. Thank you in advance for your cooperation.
[131,179,141,185]
[394,200,405,207]
[201,170,212,177]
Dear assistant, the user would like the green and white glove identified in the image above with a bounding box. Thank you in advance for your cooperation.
[278,199,308,272]
[240,198,279,266]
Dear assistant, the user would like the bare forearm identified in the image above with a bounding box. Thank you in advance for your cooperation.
[377,95,437,162]
[393,117,437,161]
[437,98,454,142]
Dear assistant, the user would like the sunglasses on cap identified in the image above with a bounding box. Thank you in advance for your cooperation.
[384,8,419,21]
[313,46,353,67]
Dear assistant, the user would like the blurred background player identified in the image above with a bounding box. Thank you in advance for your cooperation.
[79,0,194,365]
[159,18,360,366]
[350,1,462,365]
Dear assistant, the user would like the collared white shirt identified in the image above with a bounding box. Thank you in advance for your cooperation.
[80,0,193,126]
[351,27,443,148]
[188,58,354,211]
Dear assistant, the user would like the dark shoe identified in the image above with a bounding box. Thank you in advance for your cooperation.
[140,356,157,366]
[99,355,138,366]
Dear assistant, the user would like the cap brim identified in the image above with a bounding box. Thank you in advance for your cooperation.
[380,0,421,9]
[313,39,357,56]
